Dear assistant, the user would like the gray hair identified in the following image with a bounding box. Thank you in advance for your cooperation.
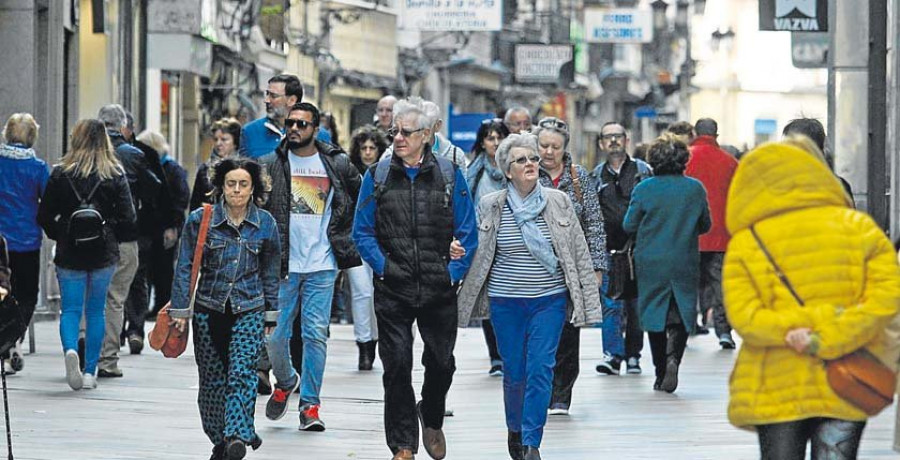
[533,124,570,148]
[392,97,431,130]
[496,133,539,175]
[422,100,441,127]
[98,104,128,130]
[503,106,530,125]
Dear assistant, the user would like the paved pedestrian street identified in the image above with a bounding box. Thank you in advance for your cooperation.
[2,321,896,459]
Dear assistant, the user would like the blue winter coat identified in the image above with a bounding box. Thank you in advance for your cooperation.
[622,175,710,332]
[0,144,49,252]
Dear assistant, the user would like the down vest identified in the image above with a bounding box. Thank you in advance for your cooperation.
[260,140,362,277]
[723,142,900,428]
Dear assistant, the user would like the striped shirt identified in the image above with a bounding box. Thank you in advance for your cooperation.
[488,204,567,298]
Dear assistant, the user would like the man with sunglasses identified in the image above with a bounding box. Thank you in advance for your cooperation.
[353,97,477,460]
[260,102,363,432]
[592,122,652,376]
[240,74,303,159]
[380,100,468,176]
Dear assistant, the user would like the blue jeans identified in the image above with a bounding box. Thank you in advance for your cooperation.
[267,270,337,406]
[600,273,643,359]
[57,265,116,374]
[490,292,567,448]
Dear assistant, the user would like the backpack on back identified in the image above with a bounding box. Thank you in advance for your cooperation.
[65,175,106,246]
[362,155,456,209]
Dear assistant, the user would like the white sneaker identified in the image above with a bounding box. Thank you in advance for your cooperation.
[548,404,569,416]
[65,350,82,390]
[2,360,14,375]
[82,373,97,390]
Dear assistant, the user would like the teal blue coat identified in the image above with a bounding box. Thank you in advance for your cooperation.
[622,175,710,332]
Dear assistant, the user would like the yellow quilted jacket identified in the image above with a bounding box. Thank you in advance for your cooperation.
[723,142,900,428]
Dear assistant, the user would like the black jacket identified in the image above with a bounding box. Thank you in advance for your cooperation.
[108,131,164,240]
[260,140,362,277]
[37,167,137,270]
[594,157,650,251]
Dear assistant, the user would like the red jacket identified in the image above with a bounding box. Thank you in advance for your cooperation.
[685,136,738,252]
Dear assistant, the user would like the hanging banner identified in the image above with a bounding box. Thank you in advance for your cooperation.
[584,8,653,43]
[759,0,828,32]
[401,0,502,31]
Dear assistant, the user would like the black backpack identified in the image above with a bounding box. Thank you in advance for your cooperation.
[65,175,106,246]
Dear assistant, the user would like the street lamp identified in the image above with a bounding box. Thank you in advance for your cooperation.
[651,0,669,32]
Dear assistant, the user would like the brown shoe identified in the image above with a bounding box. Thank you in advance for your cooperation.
[392,448,415,460]
[416,401,446,459]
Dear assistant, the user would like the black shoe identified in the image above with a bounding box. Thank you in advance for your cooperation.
[489,364,503,377]
[719,333,736,350]
[595,353,621,375]
[128,335,144,355]
[660,358,680,393]
[508,431,524,460]
[209,443,225,460]
[357,341,373,371]
[653,378,663,391]
[249,436,262,451]
[76,337,86,372]
[692,324,710,336]
[257,370,272,395]
[224,439,246,460]
[524,446,542,460]
[97,368,124,378]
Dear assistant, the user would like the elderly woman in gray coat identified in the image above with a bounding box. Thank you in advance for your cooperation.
[458,133,602,460]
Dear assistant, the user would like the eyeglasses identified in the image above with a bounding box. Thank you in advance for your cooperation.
[482,117,503,125]
[284,119,313,130]
[512,155,542,165]
[600,132,626,141]
[538,117,568,132]
[265,90,285,99]
[388,126,425,139]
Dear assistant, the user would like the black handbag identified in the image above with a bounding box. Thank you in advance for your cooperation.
[606,239,637,300]
[0,294,32,357]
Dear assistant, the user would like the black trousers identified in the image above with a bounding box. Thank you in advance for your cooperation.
[699,252,731,336]
[647,300,688,380]
[482,319,501,364]
[124,237,153,338]
[757,418,865,460]
[149,236,177,314]
[550,321,579,408]
[7,250,40,312]
[375,289,457,455]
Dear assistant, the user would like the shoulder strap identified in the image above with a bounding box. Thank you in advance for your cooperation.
[569,163,583,204]
[84,179,103,202]
[750,225,805,306]
[189,204,213,298]
[373,157,392,186]
[435,156,455,209]
[65,174,84,203]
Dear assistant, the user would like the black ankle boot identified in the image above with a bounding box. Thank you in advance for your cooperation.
[357,341,373,371]
[660,356,679,393]
[524,446,542,460]
[224,439,246,460]
[507,431,524,460]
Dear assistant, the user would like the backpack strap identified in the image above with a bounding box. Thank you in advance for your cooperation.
[435,156,455,209]
[358,158,393,209]
[65,173,102,204]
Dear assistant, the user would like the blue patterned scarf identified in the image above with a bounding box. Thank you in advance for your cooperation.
[506,183,558,275]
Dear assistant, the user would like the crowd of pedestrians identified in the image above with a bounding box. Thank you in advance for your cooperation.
[2,72,900,460]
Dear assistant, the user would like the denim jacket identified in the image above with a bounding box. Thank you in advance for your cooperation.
[169,201,281,322]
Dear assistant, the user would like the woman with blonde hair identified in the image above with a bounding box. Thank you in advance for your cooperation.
[0,113,49,374]
[723,135,900,458]
[37,119,136,390]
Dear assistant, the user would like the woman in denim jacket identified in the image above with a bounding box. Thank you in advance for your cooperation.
[169,157,281,460]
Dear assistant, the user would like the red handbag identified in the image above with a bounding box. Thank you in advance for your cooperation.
[149,204,212,358]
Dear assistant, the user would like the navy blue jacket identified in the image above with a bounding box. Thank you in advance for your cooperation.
[0,144,49,252]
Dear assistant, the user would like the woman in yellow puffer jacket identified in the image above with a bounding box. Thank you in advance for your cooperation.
[723,137,900,459]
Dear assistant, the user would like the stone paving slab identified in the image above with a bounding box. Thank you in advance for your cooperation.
[0,321,895,459]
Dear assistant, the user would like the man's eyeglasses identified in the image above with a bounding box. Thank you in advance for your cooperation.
[600,133,626,141]
[538,117,568,132]
[512,155,542,165]
[265,90,285,99]
[388,126,425,138]
[284,119,313,130]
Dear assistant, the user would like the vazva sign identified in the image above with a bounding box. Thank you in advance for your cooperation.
[759,0,828,32]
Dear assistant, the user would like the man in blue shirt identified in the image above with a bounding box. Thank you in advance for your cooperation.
[353,97,477,460]
[239,74,303,159]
